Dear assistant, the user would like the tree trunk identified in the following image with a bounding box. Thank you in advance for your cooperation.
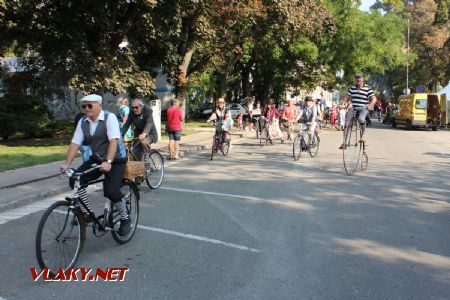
[242,67,252,98]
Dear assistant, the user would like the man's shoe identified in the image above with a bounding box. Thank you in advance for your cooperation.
[360,135,366,143]
[339,143,347,150]
[310,143,316,149]
[118,218,131,236]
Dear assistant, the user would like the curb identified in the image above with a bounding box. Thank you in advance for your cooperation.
[0,185,71,212]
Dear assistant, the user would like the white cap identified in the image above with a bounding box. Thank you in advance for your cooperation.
[81,94,102,103]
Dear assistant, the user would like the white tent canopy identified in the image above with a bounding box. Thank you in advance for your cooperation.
[434,80,450,99]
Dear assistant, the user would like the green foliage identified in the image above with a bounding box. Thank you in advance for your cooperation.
[0,95,57,139]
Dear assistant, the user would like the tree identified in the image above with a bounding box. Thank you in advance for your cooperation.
[0,0,157,96]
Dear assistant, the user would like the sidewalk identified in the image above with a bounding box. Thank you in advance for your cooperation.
[0,129,244,212]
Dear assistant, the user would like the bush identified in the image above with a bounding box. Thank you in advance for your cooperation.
[0,94,57,139]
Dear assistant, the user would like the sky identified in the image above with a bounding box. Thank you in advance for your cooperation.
[359,0,377,12]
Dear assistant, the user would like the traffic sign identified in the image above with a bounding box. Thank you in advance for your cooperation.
[416,85,426,93]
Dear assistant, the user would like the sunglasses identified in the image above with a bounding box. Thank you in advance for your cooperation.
[81,104,94,109]
[132,106,140,109]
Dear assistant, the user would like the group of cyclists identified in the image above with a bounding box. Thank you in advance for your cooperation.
[58,73,376,239]
[208,73,377,152]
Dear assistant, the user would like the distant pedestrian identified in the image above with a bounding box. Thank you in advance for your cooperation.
[237,112,244,131]
[338,101,346,131]
[166,98,184,160]
[118,98,132,142]
[330,104,337,129]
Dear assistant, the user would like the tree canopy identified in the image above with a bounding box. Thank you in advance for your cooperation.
[1,0,446,104]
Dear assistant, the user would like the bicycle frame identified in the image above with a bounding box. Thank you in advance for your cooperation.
[64,167,112,233]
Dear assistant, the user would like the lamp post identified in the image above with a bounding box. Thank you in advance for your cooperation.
[406,18,410,94]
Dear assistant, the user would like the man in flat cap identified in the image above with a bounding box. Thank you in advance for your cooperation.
[339,73,377,149]
[60,94,132,236]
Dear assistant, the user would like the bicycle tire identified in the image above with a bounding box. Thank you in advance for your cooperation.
[309,134,320,158]
[342,117,361,176]
[222,140,230,156]
[210,137,216,160]
[145,150,164,189]
[293,135,302,161]
[260,128,269,147]
[110,181,140,244]
[36,200,85,277]
[360,152,368,171]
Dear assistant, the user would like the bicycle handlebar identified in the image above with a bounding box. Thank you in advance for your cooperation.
[65,164,101,178]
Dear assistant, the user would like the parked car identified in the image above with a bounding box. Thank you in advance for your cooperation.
[227,103,247,119]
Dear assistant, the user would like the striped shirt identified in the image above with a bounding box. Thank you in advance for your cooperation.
[347,84,374,108]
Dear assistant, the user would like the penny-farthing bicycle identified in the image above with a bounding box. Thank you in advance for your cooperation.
[342,108,368,175]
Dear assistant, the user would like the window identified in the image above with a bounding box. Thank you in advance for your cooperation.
[415,99,427,109]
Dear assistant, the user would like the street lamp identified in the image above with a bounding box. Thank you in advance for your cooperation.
[406,18,410,95]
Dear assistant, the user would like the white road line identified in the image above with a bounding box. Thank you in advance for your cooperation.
[160,186,313,210]
[138,225,262,253]
[0,296,8,300]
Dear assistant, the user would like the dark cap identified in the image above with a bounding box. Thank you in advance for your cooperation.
[305,96,313,102]
[354,73,364,78]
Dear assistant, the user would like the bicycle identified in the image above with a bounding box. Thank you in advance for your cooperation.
[260,118,284,147]
[35,164,140,277]
[126,138,164,189]
[292,123,320,161]
[208,120,231,161]
[342,108,368,175]
[280,119,295,141]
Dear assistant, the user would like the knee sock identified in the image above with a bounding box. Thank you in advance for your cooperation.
[76,188,92,214]
[117,198,129,220]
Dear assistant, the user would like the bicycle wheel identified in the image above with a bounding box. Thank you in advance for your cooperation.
[222,140,230,156]
[360,152,368,171]
[145,150,164,189]
[36,201,85,277]
[260,128,269,147]
[110,181,140,244]
[309,134,320,158]
[292,135,302,161]
[342,117,361,176]
[210,137,216,161]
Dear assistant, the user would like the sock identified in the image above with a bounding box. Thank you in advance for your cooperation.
[117,198,129,220]
[76,188,91,214]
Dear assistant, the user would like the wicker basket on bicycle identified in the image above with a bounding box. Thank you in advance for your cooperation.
[123,161,146,181]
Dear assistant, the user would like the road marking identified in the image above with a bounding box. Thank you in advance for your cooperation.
[0,296,8,300]
[138,225,262,253]
[160,186,315,210]
[0,192,263,254]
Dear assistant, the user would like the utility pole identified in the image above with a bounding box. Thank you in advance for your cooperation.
[406,18,410,94]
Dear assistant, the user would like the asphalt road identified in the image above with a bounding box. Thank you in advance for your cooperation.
[0,121,449,300]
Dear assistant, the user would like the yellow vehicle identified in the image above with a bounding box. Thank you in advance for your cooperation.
[392,93,440,131]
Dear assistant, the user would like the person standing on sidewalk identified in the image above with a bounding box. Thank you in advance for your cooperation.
[166,98,184,160]
[60,94,131,236]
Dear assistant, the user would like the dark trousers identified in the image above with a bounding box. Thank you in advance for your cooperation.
[132,137,153,161]
[71,157,126,203]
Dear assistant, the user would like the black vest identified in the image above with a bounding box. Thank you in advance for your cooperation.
[81,112,123,160]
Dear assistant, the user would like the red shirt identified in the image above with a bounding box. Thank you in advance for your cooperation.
[167,106,183,131]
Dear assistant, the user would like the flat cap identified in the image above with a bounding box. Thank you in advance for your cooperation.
[354,73,364,78]
[81,94,102,103]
